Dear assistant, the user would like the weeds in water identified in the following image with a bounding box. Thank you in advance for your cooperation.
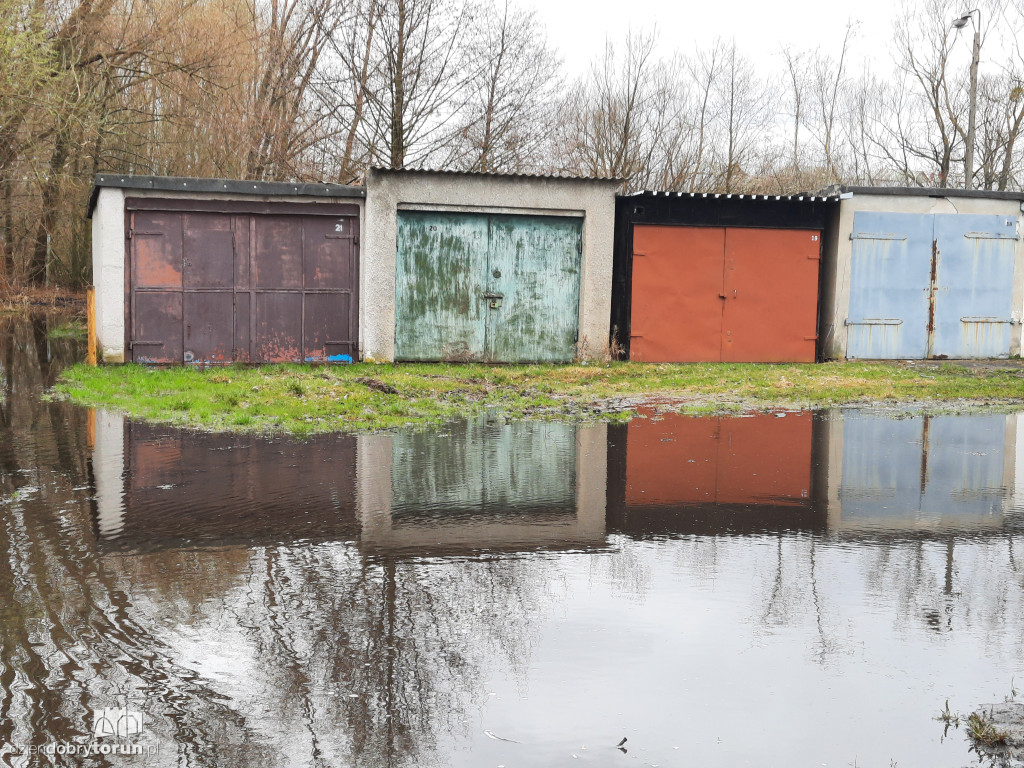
[966,711,1008,747]
[937,700,962,735]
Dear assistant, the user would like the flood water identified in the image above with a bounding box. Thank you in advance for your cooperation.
[2,313,1024,767]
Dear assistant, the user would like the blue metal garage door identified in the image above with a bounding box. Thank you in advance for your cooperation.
[848,211,1017,358]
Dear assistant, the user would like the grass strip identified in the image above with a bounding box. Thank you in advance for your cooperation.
[51,360,1024,436]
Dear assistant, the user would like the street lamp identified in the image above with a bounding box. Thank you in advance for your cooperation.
[952,8,981,190]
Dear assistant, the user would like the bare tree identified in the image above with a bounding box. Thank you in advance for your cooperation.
[553,31,662,185]
[715,40,770,192]
[458,0,561,173]
[363,0,472,169]
[781,45,807,171]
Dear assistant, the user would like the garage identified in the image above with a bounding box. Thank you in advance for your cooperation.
[820,187,1024,359]
[612,192,836,362]
[394,211,582,362]
[89,175,363,364]
[362,168,619,363]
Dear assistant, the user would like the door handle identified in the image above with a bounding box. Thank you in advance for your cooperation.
[482,292,503,299]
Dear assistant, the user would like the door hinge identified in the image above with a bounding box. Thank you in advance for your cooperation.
[127,228,134,240]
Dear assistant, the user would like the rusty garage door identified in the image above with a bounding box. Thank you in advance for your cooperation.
[126,199,358,364]
[630,225,821,362]
[394,211,582,362]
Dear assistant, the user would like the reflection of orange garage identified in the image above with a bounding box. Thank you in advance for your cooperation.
[625,412,813,507]
[628,226,821,363]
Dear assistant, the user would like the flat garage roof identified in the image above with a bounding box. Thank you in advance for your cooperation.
[88,174,365,218]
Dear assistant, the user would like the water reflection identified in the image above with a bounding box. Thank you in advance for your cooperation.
[3,314,1024,768]
[607,409,1021,538]
[95,416,608,555]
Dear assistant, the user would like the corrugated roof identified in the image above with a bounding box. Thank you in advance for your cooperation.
[836,185,1024,202]
[368,166,623,183]
[88,174,364,217]
[623,190,839,202]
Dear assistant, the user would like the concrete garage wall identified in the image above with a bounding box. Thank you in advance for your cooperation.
[363,168,620,362]
[89,176,364,363]
[822,188,1024,359]
[91,187,128,362]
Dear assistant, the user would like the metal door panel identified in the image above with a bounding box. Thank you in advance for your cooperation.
[234,292,251,363]
[303,215,354,290]
[304,293,354,362]
[931,214,1016,358]
[132,292,182,363]
[630,225,725,362]
[132,211,182,288]
[722,229,820,362]
[847,212,933,359]
[254,215,303,289]
[183,292,233,364]
[255,292,302,362]
[130,207,358,365]
[485,215,582,362]
[182,213,233,289]
[395,211,488,361]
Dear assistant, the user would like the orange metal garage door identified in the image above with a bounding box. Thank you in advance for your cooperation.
[630,225,820,362]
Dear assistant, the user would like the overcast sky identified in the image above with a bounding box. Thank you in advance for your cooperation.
[518,0,992,81]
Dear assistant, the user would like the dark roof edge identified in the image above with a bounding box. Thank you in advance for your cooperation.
[836,185,1024,202]
[88,174,365,218]
[621,190,838,202]
[368,166,624,183]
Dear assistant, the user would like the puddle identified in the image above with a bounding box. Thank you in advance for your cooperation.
[2,314,1024,767]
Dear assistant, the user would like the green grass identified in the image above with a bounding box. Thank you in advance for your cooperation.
[50,360,1024,435]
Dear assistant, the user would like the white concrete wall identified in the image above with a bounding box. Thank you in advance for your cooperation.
[363,169,619,362]
[92,187,126,362]
[90,186,363,363]
[822,192,1024,359]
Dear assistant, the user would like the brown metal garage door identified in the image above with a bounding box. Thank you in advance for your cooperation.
[126,199,359,364]
[630,225,821,362]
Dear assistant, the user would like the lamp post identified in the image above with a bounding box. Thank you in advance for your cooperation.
[952,9,981,190]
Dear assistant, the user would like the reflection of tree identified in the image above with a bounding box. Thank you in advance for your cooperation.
[0,315,254,766]
[228,546,555,768]
[1,313,562,766]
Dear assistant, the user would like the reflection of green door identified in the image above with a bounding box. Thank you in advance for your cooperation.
[390,418,577,517]
[395,211,582,362]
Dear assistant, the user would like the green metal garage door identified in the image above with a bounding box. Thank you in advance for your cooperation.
[395,211,582,362]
